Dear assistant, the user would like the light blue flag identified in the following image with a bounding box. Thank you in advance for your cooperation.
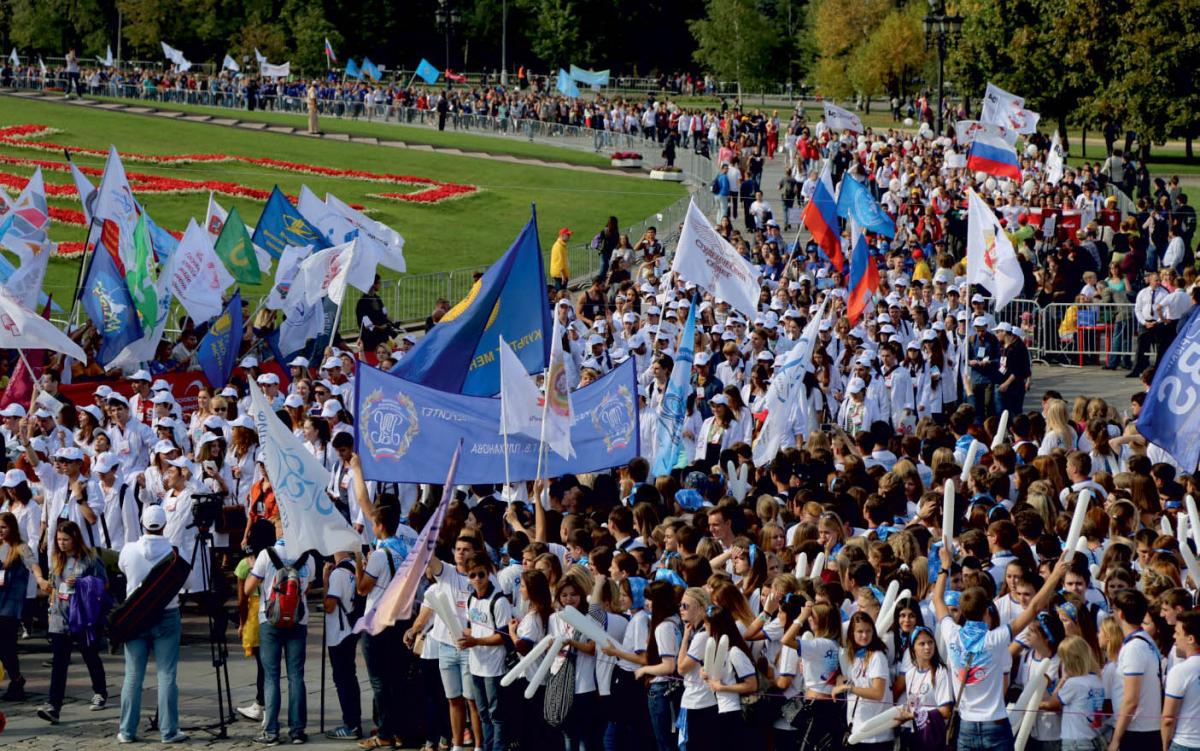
[652,301,697,476]
[362,57,381,80]
[835,176,896,238]
[0,252,59,312]
[415,58,440,85]
[556,68,579,98]
[569,65,610,87]
[345,58,361,79]
[143,211,179,261]
[252,186,330,259]
[196,291,243,390]
[1137,307,1200,469]
[356,359,639,484]
[390,210,550,396]
[81,245,142,365]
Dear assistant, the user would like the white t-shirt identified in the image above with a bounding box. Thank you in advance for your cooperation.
[846,650,894,742]
[938,617,1013,721]
[325,562,356,647]
[1029,655,1061,740]
[903,665,954,729]
[681,630,718,710]
[650,617,681,682]
[465,587,513,678]
[428,564,473,647]
[596,611,629,695]
[549,608,598,694]
[1057,673,1105,741]
[1165,654,1200,746]
[715,645,755,714]
[1115,630,1163,733]
[515,611,547,681]
[363,545,399,611]
[800,637,842,694]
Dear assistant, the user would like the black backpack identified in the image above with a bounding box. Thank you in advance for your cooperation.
[332,559,366,630]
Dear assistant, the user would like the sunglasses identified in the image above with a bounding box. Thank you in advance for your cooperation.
[468,571,488,580]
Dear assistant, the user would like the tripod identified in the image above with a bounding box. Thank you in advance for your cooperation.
[148,515,236,738]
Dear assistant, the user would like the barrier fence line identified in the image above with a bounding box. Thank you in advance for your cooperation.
[994,298,1141,368]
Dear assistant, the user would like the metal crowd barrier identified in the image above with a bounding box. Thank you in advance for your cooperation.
[995,298,1140,368]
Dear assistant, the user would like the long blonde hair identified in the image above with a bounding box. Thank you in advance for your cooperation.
[1058,636,1098,678]
[1044,399,1076,448]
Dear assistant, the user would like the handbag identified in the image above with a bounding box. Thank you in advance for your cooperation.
[543,648,577,728]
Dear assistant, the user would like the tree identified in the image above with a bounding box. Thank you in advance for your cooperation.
[689,0,777,95]
[847,4,927,101]
[810,0,892,99]
[9,0,110,56]
[518,0,582,68]
[283,0,341,75]
[228,14,287,67]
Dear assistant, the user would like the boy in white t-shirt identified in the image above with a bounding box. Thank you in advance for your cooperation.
[461,552,512,751]
[1108,588,1162,751]
[1164,610,1200,751]
[323,550,361,740]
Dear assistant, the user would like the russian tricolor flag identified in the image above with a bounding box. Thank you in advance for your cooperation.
[846,226,878,324]
[801,159,845,272]
[324,37,337,63]
[967,134,1021,181]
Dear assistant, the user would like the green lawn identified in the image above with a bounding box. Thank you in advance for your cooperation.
[0,95,684,313]
[87,95,613,168]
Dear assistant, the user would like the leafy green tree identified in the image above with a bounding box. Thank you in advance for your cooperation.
[9,0,111,56]
[282,0,341,75]
[689,0,778,95]
[518,0,581,68]
[810,0,892,98]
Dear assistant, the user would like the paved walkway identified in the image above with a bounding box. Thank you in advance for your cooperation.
[2,90,643,179]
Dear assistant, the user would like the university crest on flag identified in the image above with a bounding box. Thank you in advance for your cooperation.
[361,388,420,461]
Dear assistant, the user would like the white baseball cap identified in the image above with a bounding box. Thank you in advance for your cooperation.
[240,356,259,369]
[130,370,151,382]
[93,452,121,474]
[320,400,342,418]
[256,373,280,386]
[846,377,867,395]
[289,356,311,368]
[1,469,27,488]
[141,505,167,532]
[284,394,305,408]
[0,404,26,418]
[151,379,171,392]
[972,316,988,328]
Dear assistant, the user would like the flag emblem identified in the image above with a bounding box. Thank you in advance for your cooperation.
[594,386,635,452]
[362,389,420,460]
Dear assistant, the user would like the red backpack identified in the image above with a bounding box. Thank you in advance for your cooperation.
[264,548,311,629]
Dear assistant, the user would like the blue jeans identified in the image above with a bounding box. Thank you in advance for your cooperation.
[471,674,505,751]
[647,681,678,751]
[958,719,1015,751]
[437,641,473,700]
[260,622,307,737]
[120,608,181,740]
[328,636,361,731]
[362,628,402,737]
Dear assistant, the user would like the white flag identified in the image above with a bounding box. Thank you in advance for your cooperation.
[38,57,47,77]
[247,380,360,559]
[67,158,96,224]
[541,317,573,459]
[752,297,828,465]
[5,239,52,309]
[254,48,268,68]
[165,220,231,323]
[261,62,290,78]
[980,82,1039,134]
[222,54,240,73]
[955,120,1018,147]
[822,101,863,133]
[966,189,1023,311]
[93,146,141,271]
[671,198,761,320]
[1045,131,1065,186]
[0,286,86,363]
[267,244,312,310]
[295,239,377,306]
[99,45,113,67]
[325,192,406,273]
[1,167,50,262]
[160,42,184,65]
[499,335,542,437]
[8,49,17,68]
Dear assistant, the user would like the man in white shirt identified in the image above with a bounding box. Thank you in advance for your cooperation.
[932,539,1067,751]
[1129,272,1166,378]
[116,505,186,744]
[1163,226,1187,273]
[107,394,156,476]
[1108,589,1162,751]
[1162,610,1200,751]
[36,446,103,559]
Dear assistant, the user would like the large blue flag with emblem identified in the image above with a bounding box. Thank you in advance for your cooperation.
[252,186,330,260]
[356,358,639,484]
[415,58,440,84]
[652,300,696,476]
[391,210,551,396]
[197,291,243,390]
[81,244,142,365]
[836,175,896,238]
[1137,308,1200,470]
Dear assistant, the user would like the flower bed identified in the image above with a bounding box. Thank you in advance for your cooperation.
[610,151,643,168]
[649,165,684,181]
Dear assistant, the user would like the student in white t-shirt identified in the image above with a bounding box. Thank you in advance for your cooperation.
[781,599,845,748]
[322,551,361,740]
[1109,589,1163,751]
[1045,636,1105,751]
[932,536,1068,751]
[897,625,954,747]
[461,552,512,751]
[835,610,894,749]
[506,569,553,751]
[547,569,604,751]
[702,604,758,747]
[1163,611,1200,751]
[676,587,718,751]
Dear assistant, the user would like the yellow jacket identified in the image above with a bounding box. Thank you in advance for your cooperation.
[550,237,570,279]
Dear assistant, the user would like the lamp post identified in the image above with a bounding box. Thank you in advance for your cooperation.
[435,0,460,74]
[501,0,507,86]
[923,0,963,135]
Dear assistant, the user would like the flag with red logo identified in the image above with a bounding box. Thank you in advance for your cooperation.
[967,189,1023,311]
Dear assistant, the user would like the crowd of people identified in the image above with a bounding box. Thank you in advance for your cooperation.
[2,53,1200,751]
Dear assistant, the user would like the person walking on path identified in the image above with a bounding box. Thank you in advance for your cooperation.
[307,81,321,135]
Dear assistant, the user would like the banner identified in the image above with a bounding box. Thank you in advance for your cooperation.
[248,380,360,558]
[261,62,290,78]
[356,358,640,484]
[822,101,863,133]
[1138,308,1200,470]
[415,58,440,85]
[556,68,580,98]
[955,120,1018,147]
[569,65,610,87]
[836,175,896,238]
[670,198,761,320]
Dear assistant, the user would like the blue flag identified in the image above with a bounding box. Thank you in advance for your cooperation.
[143,212,179,261]
[252,186,330,260]
[415,58,440,84]
[836,176,896,238]
[568,65,610,87]
[0,252,59,312]
[361,57,381,80]
[345,58,361,79]
[357,359,639,484]
[391,211,550,396]
[1137,308,1200,469]
[197,291,243,390]
[652,300,697,476]
[556,68,580,98]
[81,247,142,365]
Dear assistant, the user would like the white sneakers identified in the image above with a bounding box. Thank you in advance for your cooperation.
[237,702,265,722]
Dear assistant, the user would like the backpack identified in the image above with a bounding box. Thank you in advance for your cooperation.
[712,175,722,194]
[109,546,191,643]
[332,558,366,631]
[468,588,517,668]
[68,573,113,646]
[264,548,311,629]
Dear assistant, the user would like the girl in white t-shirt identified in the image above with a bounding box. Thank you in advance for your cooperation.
[676,587,718,751]
[834,611,894,750]
[781,601,845,747]
[604,578,677,751]
[547,569,604,751]
[701,604,759,748]
[506,570,554,751]
[897,626,954,751]
[1045,636,1105,751]
[771,594,806,751]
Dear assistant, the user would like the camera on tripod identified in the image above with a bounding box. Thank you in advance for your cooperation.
[191,491,227,531]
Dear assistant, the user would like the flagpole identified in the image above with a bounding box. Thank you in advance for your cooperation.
[499,337,512,497]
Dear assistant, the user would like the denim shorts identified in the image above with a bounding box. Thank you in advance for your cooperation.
[438,641,474,701]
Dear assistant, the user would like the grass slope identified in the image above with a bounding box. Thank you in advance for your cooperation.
[0,95,684,308]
